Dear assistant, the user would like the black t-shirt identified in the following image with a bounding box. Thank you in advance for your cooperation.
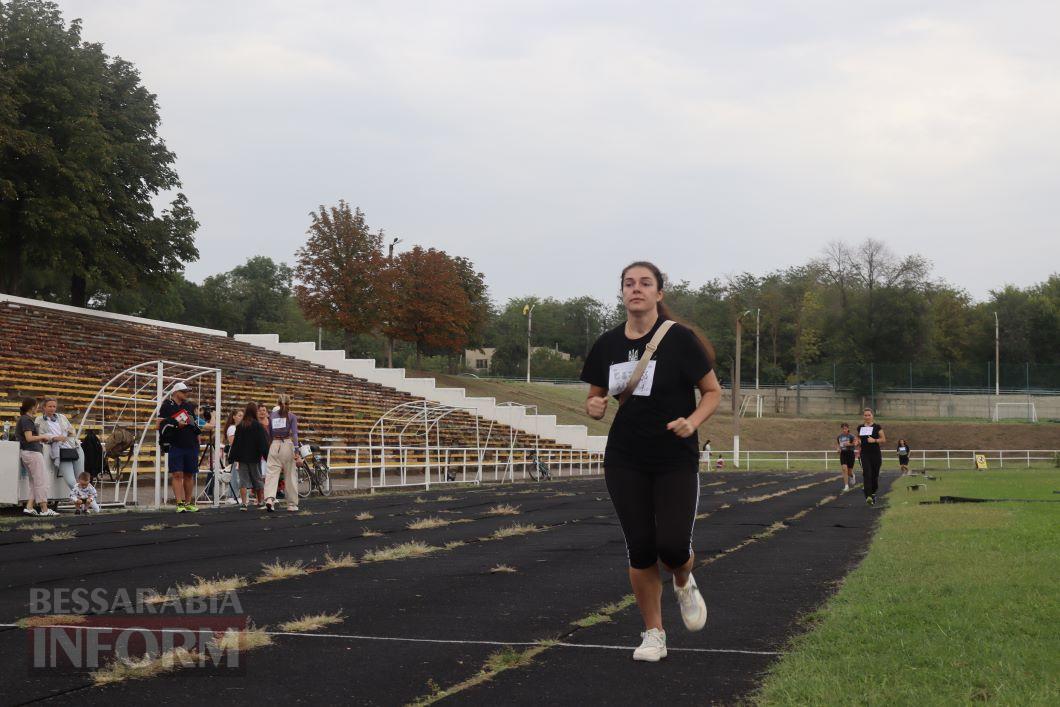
[159,398,201,449]
[580,319,712,466]
[858,423,882,454]
[897,445,909,456]
[837,433,855,450]
[18,415,42,452]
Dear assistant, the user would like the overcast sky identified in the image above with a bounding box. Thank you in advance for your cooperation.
[61,0,1060,305]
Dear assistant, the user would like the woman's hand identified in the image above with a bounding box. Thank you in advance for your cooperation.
[586,396,608,420]
[585,386,609,420]
[666,417,696,438]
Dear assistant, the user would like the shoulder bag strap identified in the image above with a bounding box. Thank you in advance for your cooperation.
[618,320,675,406]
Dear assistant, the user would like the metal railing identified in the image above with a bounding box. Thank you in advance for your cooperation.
[320,445,605,490]
[703,449,1060,471]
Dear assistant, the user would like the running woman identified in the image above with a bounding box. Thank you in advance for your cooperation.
[857,408,886,505]
[581,261,722,662]
[896,439,911,475]
[836,423,857,492]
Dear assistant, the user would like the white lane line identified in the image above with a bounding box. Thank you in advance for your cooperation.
[1,623,780,656]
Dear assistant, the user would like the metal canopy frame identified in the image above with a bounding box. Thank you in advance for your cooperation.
[368,401,484,489]
[484,402,538,483]
[75,360,222,508]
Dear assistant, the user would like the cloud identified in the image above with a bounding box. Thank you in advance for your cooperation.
[59,1,1060,303]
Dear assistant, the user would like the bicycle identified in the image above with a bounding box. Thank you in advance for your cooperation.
[526,455,552,481]
[296,444,332,497]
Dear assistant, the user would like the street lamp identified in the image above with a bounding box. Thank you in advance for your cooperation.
[386,237,402,368]
[994,311,1000,397]
[523,303,536,383]
[734,309,752,468]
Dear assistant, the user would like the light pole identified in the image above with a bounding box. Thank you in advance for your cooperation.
[994,311,1000,397]
[523,303,536,383]
[755,308,760,391]
[386,236,402,368]
[734,309,752,468]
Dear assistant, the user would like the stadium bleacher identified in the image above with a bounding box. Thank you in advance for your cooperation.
[0,299,571,479]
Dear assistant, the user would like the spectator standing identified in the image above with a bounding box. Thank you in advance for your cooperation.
[18,397,58,516]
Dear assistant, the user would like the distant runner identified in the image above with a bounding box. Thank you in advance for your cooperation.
[896,439,911,475]
[857,408,885,506]
[836,423,857,492]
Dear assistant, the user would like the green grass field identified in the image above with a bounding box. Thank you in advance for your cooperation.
[755,470,1060,705]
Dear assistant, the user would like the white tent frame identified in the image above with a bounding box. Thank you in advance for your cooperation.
[368,401,484,490]
[75,361,222,508]
[484,402,539,482]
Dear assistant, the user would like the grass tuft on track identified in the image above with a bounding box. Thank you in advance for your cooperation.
[321,552,357,570]
[355,512,373,521]
[257,560,307,583]
[756,471,1060,706]
[484,503,521,516]
[407,516,451,530]
[489,564,517,574]
[279,611,345,633]
[213,625,273,651]
[490,522,539,539]
[18,521,56,531]
[92,647,198,686]
[32,530,76,542]
[363,541,440,563]
[147,575,246,603]
[17,614,87,629]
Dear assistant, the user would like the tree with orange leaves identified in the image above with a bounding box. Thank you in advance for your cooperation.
[294,201,386,349]
[382,246,473,367]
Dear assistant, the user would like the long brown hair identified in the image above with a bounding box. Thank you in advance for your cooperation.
[621,261,716,366]
[239,402,259,428]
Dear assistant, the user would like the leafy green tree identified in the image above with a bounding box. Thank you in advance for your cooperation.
[0,0,198,305]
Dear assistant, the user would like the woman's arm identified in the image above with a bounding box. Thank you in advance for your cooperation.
[876,428,887,444]
[667,370,722,438]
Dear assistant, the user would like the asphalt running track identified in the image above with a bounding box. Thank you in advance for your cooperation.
[0,471,893,705]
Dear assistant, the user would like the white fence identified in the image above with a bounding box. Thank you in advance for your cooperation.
[708,449,1060,471]
[320,445,605,490]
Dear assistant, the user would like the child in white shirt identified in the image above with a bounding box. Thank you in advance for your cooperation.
[70,472,100,514]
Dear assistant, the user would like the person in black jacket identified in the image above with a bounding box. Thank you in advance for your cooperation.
[228,402,271,511]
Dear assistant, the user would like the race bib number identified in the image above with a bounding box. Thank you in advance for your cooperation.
[272,417,287,431]
[608,360,657,398]
[859,425,874,437]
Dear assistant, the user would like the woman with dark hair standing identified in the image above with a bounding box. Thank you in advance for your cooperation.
[229,402,270,511]
[581,261,722,662]
[857,408,886,505]
[17,397,59,516]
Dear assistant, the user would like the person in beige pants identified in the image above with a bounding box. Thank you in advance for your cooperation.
[264,394,302,512]
[17,397,60,517]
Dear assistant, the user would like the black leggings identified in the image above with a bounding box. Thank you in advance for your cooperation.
[605,462,700,570]
[861,449,882,497]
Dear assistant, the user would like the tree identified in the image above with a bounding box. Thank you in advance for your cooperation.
[450,255,492,351]
[382,247,473,367]
[294,201,386,350]
[0,0,198,305]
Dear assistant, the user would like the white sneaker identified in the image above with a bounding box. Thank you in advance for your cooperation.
[674,573,708,631]
[23,507,39,516]
[843,484,850,492]
[633,628,667,662]
[39,509,60,517]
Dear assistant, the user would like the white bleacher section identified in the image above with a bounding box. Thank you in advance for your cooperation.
[234,334,607,452]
